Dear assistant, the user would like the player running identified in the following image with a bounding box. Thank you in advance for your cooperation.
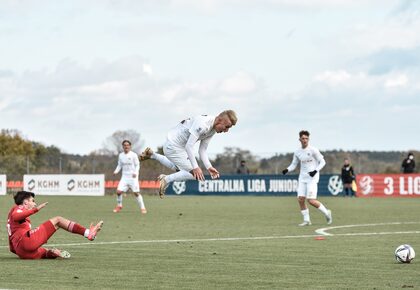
[7,191,103,259]
[113,140,147,213]
[140,110,237,198]
[282,130,332,226]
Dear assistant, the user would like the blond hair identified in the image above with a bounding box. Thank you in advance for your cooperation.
[219,110,238,125]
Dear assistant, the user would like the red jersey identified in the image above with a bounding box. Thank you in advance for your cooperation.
[7,205,39,254]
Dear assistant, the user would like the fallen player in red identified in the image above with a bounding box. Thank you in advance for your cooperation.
[7,190,103,259]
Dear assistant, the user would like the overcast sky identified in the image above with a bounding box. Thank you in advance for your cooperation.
[0,0,419,157]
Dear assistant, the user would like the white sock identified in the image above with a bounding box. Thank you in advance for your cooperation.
[317,203,329,216]
[152,153,177,171]
[165,170,195,183]
[117,194,123,206]
[135,194,146,209]
[301,209,310,222]
[84,229,90,238]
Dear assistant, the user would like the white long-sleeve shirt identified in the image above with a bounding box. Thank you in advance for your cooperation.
[166,115,216,169]
[114,151,140,178]
[287,145,326,182]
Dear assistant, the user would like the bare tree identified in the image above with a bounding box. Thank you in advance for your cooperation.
[101,130,145,155]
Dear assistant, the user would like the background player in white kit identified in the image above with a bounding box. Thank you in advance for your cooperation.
[140,110,237,198]
[113,140,147,214]
[282,130,332,226]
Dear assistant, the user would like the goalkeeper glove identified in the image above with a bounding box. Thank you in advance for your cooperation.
[308,170,317,177]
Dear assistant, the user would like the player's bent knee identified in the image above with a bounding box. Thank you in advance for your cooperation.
[308,199,318,206]
[49,216,61,225]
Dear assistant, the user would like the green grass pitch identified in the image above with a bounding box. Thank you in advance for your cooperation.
[0,195,419,289]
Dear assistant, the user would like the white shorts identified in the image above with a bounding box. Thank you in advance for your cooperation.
[297,180,318,199]
[163,141,193,172]
[117,177,140,193]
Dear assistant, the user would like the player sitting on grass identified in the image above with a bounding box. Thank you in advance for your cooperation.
[7,191,103,259]
[140,110,237,198]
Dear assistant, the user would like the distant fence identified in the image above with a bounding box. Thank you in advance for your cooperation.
[3,174,341,196]
[3,173,419,197]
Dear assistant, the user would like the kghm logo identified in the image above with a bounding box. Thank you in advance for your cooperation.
[35,180,60,189]
[28,179,36,191]
[172,181,186,195]
[328,175,343,196]
[67,179,76,191]
[77,180,100,188]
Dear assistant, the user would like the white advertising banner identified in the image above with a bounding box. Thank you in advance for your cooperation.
[0,175,6,195]
[23,175,105,196]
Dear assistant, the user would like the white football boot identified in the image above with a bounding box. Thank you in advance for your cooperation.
[298,220,312,226]
[326,210,333,225]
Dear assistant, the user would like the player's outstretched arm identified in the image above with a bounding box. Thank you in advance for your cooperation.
[192,167,205,181]
[133,153,140,178]
[113,155,122,175]
[208,167,220,179]
[36,202,48,211]
[185,134,200,170]
[284,152,299,174]
[11,202,47,222]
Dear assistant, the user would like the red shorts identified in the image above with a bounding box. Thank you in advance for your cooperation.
[15,220,57,259]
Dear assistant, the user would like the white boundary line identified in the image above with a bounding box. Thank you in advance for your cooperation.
[1,222,419,249]
[315,221,420,236]
[0,234,319,249]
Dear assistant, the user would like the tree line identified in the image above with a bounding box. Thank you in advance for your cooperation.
[0,129,417,180]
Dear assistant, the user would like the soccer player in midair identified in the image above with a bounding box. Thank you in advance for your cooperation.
[140,110,237,198]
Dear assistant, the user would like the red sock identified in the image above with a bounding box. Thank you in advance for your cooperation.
[67,221,86,236]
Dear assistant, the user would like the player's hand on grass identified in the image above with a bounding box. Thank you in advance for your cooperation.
[208,167,220,179]
[282,169,288,175]
[192,167,205,181]
[308,170,317,177]
[36,202,48,211]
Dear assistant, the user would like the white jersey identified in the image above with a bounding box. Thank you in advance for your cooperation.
[114,151,140,178]
[167,115,216,148]
[166,114,216,169]
[287,145,326,182]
